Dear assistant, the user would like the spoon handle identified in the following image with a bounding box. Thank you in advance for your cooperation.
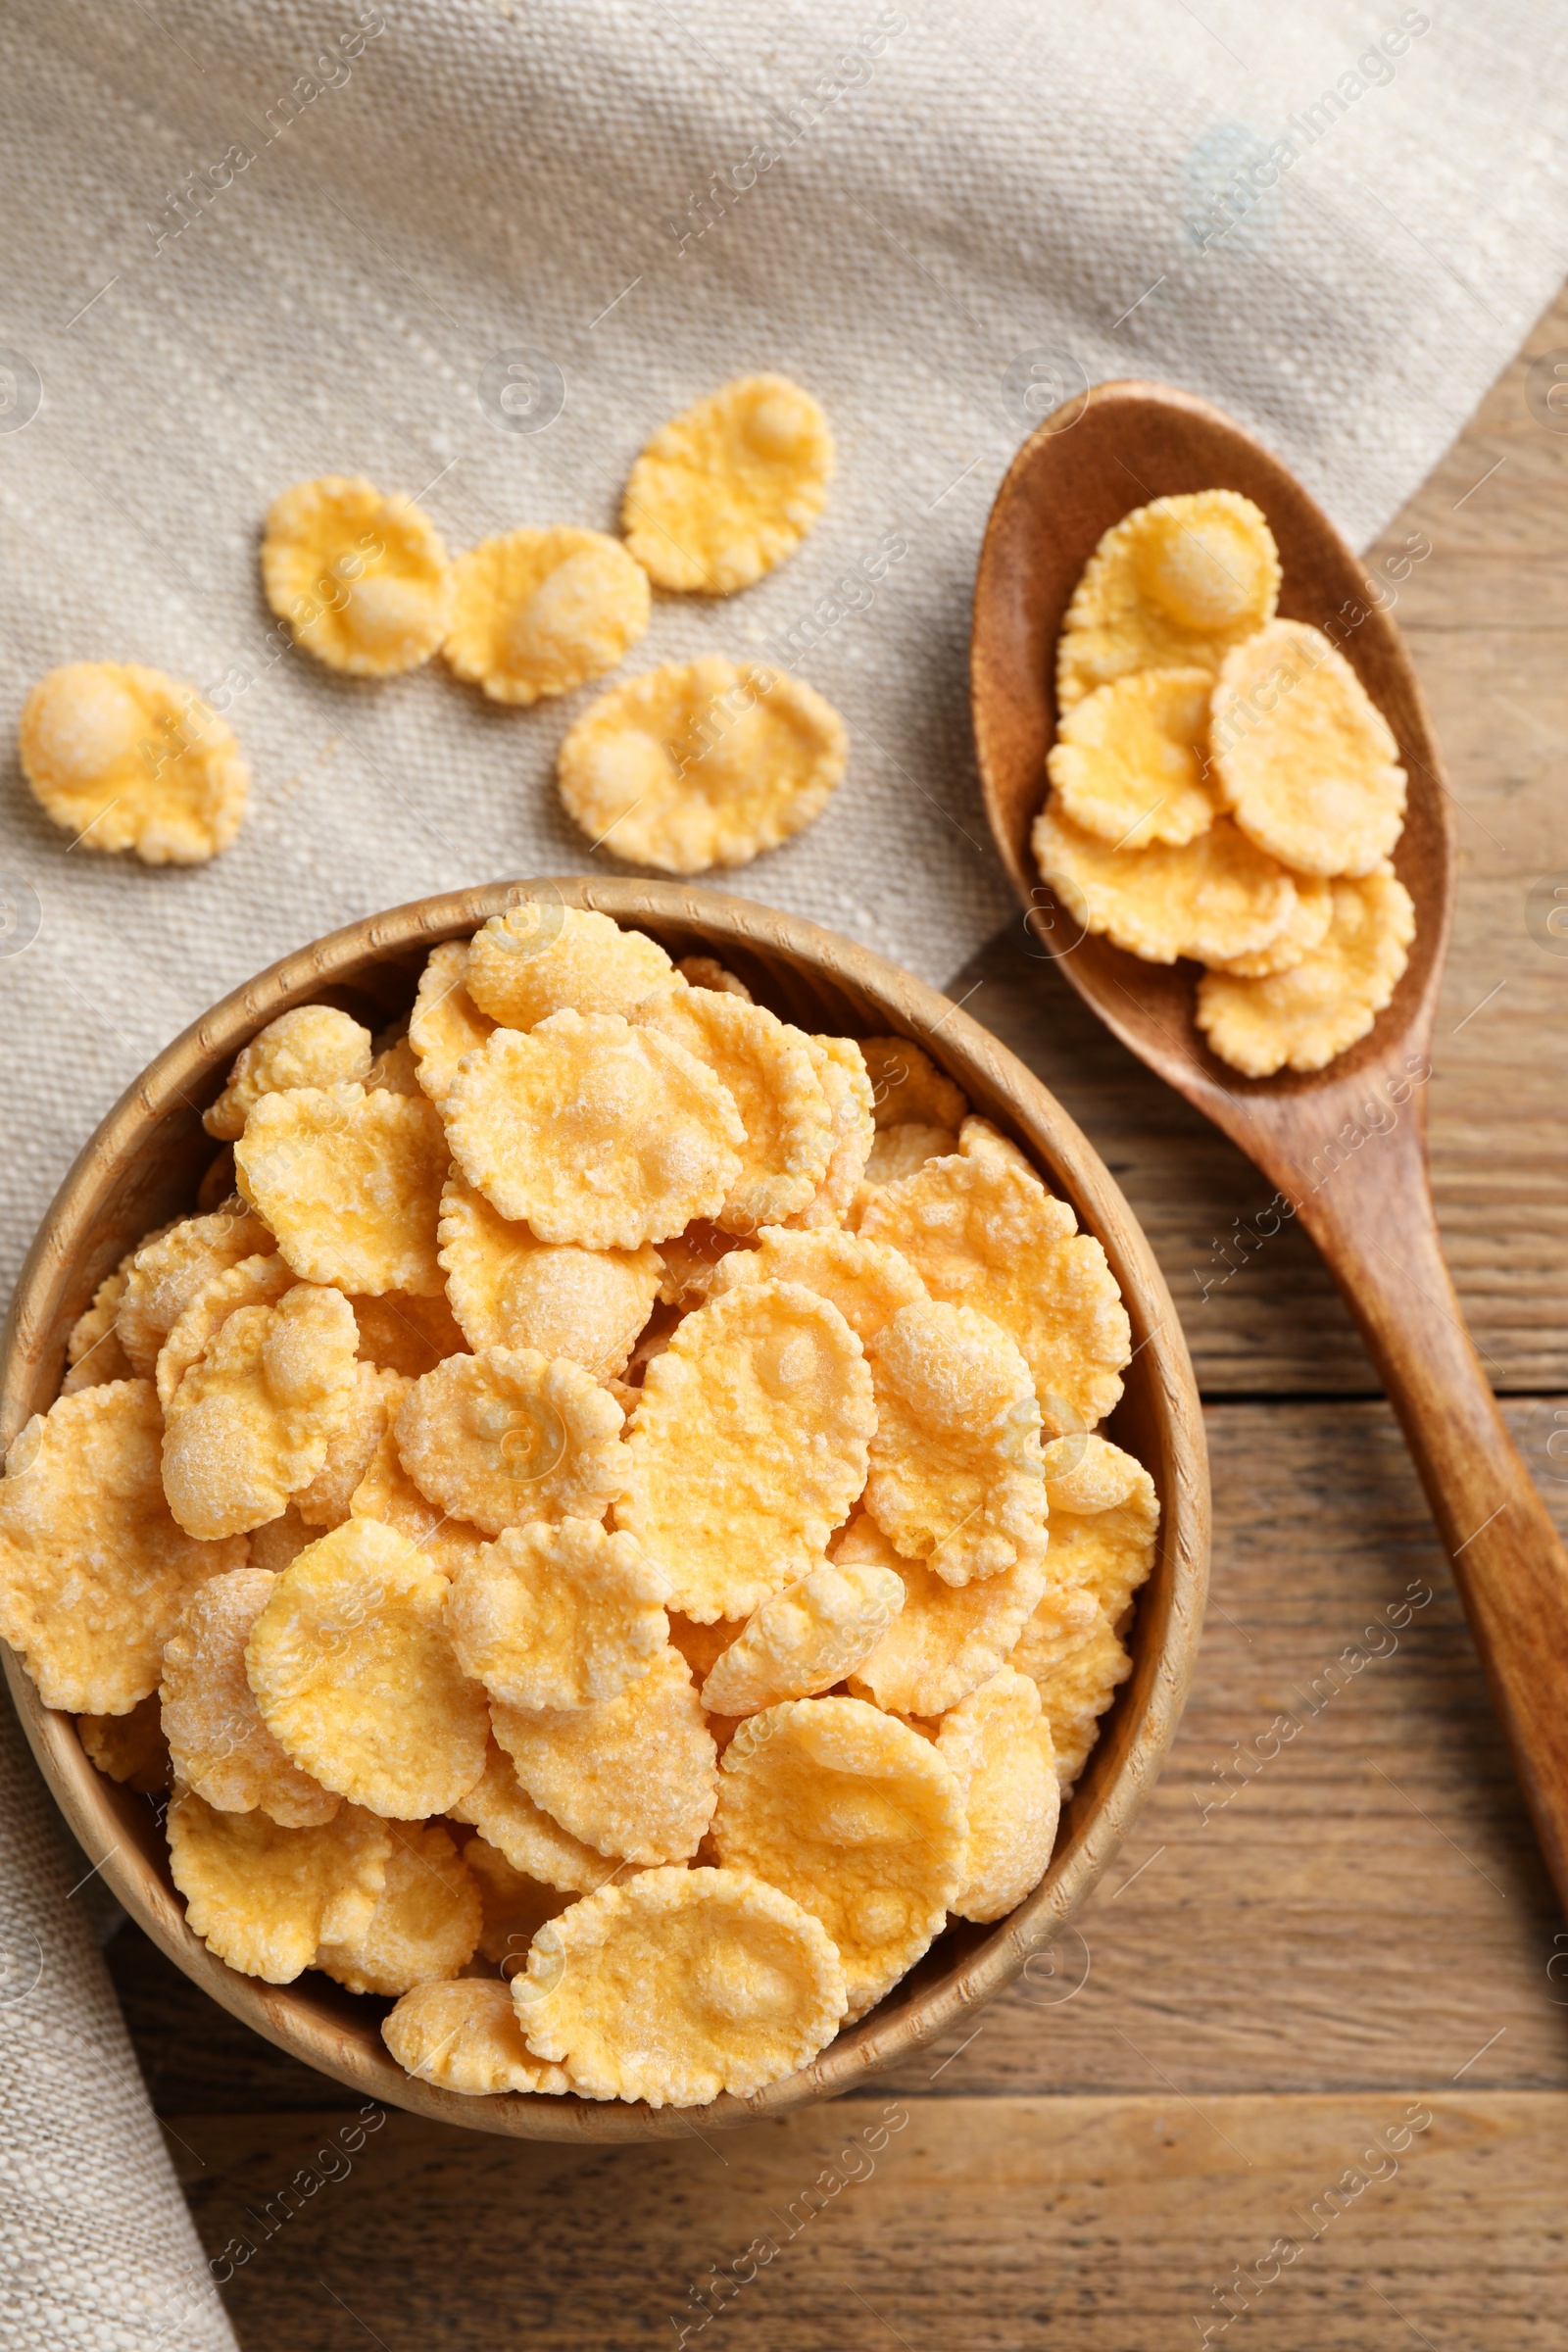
[1296,1122,1568,1911]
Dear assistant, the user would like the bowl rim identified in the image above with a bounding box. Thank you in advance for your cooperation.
[0,876,1209,2140]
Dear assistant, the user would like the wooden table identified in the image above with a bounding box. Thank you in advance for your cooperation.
[112,291,1568,2350]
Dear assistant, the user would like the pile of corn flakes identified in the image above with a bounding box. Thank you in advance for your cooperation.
[1034,492,1415,1077]
[0,908,1157,2110]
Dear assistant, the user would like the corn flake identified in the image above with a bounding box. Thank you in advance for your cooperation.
[63,1260,136,1394]
[785,1036,875,1230]
[77,1693,170,1793]
[235,1084,448,1297]
[160,1567,341,1826]
[156,1254,298,1413]
[318,1820,482,1996]
[632,990,832,1233]
[858,1036,969,1132]
[383,1977,570,2095]
[935,1665,1058,1923]
[203,1006,373,1141]
[247,1504,317,1576]
[836,1510,1048,1719]
[1210,620,1406,876]
[347,1288,466,1379]
[438,1173,662,1378]
[466,905,676,1031]
[700,1555,904,1717]
[957,1115,1035,1180]
[262,475,452,675]
[711,1695,967,2020]
[161,1284,360,1540]
[492,1646,715,1864]
[1008,1584,1132,1793]
[449,1740,625,1892]
[1206,872,1334,978]
[1197,868,1415,1077]
[616,1280,874,1621]
[348,1429,488,1582]
[119,1208,277,1380]
[514,1864,846,2107]
[20,661,249,864]
[447,1518,670,1711]
[621,374,833,595]
[1047,666,1222,849]
[556,656,847,875]
[445,526,650,704]
[655,1221,748,1308]
[1033,799,1298,967]
[1056,491,1281,709]
[408,941,497,1105]
[295,1363,410,1529]
[708,1224,925,1345]
[465,1835,573,1968]
[166,1783,390,1983]
[676,956,752,999]
[395,1348,629,1540]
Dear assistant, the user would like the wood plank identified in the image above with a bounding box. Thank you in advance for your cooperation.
[164,2091,1568,2350]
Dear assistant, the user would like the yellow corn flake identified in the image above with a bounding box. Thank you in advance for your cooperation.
[245,1518,490,1819]
[394,1348,629,1541]
[935,1666,1059,1923]
[466,905,676,1031]
[858,1036,969,1132]
[617,1280,875,1622]
[437,1174,662,1378]
[447,1519,669,1710]
[203,1006,373,1141]
[859,1133,1131,1436]
[1043,1431,1145,1516]
[383,1977,571,2095]
[1210,619,1406,876]
[77,1693,170,1793]
[445,1011,744,1250]
[515,1864,846,2107]
[865,1300,1046,1586]
[118,1208,278,1380]
[1197,868,1415,1077]
[557,656,847,875]
[1048,1479,1159,1624]
[247,1503,317,1576]
[621,374,834,595]
[262,474,452,675]
[166,1783,391,1983]
[464,1835,574,1968]
[449,1739,626,1893]
[784,1036,875,1230]
[700,1556,905,1717]
[1008,1584,1132,1793]
[348,1428,488,1581]
[20,661,249,864]
[408,941,497,1105]
[711,1695,967,2021]
[863,1124,960,1189]
[708,1224,926,1347]
[1056,490,1281,710]
[676,955,752,1000]
[156,1254,296,1414]
[632,991,833,1233]
[295,1363,411,1529]
[491,1646,715,1864]
[62,1261,136,1394]
[667,1611,741,1685]
[1206,873,1335,978]
[445,525,650,705]
[235,1084,448,1297]
[161,1284,360,1541]
[347,1288,466,1379]
[159,1567,340,1827]
[655,1221,748,1308]
[1033,799,1298,967]
[957,1115,1035,1180]
[0,1382,244,1712]
[1047,667,1223,849]
[318,1820,483,1996]
[366,1034,422,1095]
[835,1510,1047,1719]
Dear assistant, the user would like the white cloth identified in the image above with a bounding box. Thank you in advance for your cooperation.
[2,2,1567,2342]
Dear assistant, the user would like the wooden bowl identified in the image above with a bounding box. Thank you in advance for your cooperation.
[0,878,1208,2141]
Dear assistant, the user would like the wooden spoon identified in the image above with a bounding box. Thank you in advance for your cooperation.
[971,376,1568,1913]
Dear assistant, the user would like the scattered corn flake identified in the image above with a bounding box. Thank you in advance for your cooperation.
[858,1036,969,1132]
[245,1517,490,1819]
[632,990,832,1232]
[1205,872,1334,978]
[621,374,834,595]
[700,1555,905,1717]
[957,1116,1035,1180]
[935,1666,1058,1923]
[119,1208,277,1380]
[63,1261,136,1394]
[836,1509,1048,1719]
[616,1279,874,1622]
[1043,1431,1145,1517]
[318,1820,482,1996]
[348,1428,488,1581]
[859,1142,1131,1435]
[294,1363,410,1529]
[1210,620,1406,876]
[865,1300,1046,1586]
[161,1284,360,1541]
[347,1288,466,1379]
[676,955,752,999]
[492,1646,715,1864]
[784,1037,875,1230]
[1033,799,1298,967]
[557,655,847,875]
[438,1173,662,1378]
[247,1503,317,1576]
[1197,868,1415,1077]
[0,1382,244,1712]
[366,1035,422,1096]
[466,905,675,1031]
[160,1567,341,1826]
[655,1220,748,1308]
[262,475,452,675]
[444,1011,744,1250]
[445,526,650,705]
[203,1006,373,1141]
[1056,491,1281,710]
[448,1518,669,1711]
[235,1084,448,1298]
[77,1692,170,1793]
[408,941,497,1105]
[156,1253,296,1414]
[20,661,248,864]
[711,1695,967,2021]
[515,1864,846,2106]
[449,1740,625,1892]
[465,1835,574,1969]
[166,1782,390,1983]
[395,1348,630,1540]
[853,1125,959,1227]
[667,1612,741,1685]
[1048,1474,1159,1623]
[1008,1584,1132,1793]
[708,1224,925,1346]
[383,1977,570,2095]
[1047,667,1222,849]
